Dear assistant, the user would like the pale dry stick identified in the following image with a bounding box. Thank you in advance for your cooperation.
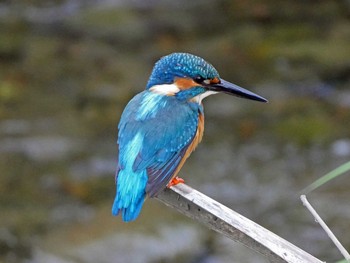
[300,195,350,261]
[156,184,324,263]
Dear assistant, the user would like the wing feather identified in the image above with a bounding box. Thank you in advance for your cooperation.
[117,91,200,197]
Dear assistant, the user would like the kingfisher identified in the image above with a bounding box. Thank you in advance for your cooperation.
[112,52,267,222]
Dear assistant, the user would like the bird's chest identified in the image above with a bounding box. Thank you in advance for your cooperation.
[188,110,204,153]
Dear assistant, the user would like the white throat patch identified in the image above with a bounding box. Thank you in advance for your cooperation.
[149,83,217,104]
[192,91,218,104]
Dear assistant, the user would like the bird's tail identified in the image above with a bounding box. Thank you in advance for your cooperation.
[112,169,147,222]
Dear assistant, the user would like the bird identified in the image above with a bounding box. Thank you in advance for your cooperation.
[112,52,267,222]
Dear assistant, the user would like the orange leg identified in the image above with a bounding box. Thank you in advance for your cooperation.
[167,176,185,187]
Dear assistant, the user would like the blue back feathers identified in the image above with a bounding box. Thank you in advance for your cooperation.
[113,91,202,221]
[113,53,213,222]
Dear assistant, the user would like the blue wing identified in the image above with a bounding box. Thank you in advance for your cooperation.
[117,91,200,196]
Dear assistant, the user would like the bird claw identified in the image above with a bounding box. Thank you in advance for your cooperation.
[167,176,185,187]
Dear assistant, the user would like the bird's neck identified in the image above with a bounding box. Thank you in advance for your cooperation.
[149,84,216,104]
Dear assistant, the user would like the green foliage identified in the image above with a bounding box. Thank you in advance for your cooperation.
[302,161,350,194]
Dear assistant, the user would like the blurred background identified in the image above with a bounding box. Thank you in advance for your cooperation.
[0,0,350,262]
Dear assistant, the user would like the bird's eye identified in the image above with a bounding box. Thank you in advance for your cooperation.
[194,75,205,84]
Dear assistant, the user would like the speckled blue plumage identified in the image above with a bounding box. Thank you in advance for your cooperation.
[146,53,219,89]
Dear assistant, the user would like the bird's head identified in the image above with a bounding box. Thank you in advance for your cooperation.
[146,52,267,103]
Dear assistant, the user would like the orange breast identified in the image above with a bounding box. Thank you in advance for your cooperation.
[170,111,204,180]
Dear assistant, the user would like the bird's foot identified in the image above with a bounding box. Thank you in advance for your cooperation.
[167,176,185,187]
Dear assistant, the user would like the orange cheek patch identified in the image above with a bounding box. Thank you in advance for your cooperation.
[174,78,200,90]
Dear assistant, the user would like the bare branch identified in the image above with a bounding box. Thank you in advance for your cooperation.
[156,184,323,263]
[300,195,350,261]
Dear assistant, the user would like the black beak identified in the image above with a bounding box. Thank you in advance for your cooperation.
[208,79,268,103]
